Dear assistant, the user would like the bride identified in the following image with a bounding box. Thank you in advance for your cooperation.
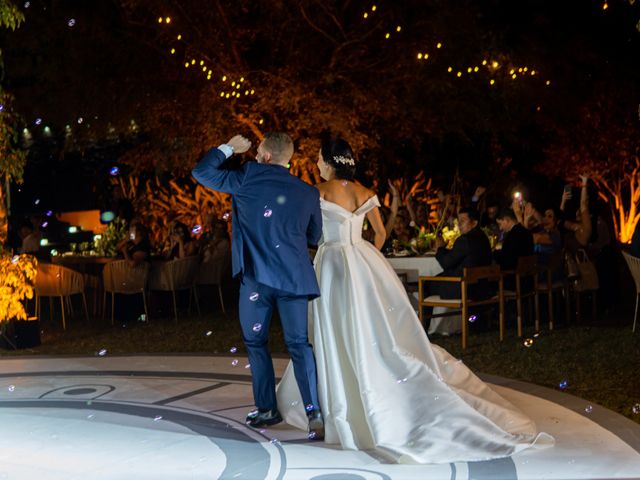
[276,136,553,464]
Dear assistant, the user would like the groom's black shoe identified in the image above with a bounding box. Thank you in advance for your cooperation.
[245,408,283,428]
[307,410,325,441]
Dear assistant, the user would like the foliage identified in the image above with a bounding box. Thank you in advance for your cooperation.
[94,217,127,257]
[112,174,231,247]
[0,253,36,323]
[0,1,26,247]
[0,0,23,32]
[541,91,640,243]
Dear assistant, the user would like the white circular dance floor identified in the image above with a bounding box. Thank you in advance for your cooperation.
[0,355,638,479]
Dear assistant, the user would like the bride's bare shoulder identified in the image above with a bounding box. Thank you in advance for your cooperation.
[315,182,329,198]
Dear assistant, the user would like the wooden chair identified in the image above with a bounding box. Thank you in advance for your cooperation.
[103,260,150,325]
[502,256,540,336]
[196,254,231,314]
[622,251,640,333]
[535,252,571,330]
[418,264,504,349]
[149,256,200,322]
[35,263,89,330]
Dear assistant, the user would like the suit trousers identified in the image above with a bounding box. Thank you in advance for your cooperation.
[239,275,319,412]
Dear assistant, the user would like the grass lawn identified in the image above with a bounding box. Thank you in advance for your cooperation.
[2,306,639,424]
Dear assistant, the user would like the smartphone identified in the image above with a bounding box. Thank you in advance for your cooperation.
[564,184,572,194]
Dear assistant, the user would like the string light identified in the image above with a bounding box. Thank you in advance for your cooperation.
[447,66,453,72]
[467,67,472,73]
[184,62,189,68]
[158,17,163,23]
[546,80,551,85]
[385,33,390,39]
[240,77,245,82]
[177,34,182,40]
[200,60,204,66]
[371,5,377,11]
[511,73,517,79]
[170,48,175,54]
[492,61,499,68]
[396,26,402,32]
[220,92,225,97]
[482,59,487,65]
[436,42,442,49]
[259,119,264,124]
[456,71,462,77]
[191,59,195,64]
[222,75,227,81]
[602,2,608,9]
[364,12,368,18]
[165,17,171,23]
[473,66,479,72]
[417,53,423,59]
[531,70,536,75]
[489,79,495,85]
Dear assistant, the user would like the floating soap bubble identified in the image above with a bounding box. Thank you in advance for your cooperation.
[87,414,95,420]
[244,364,251,369]
[231,359,239,366]
[249,292,259,302]
[252,323,262,333]
[11,256,19,264]
[222,212,231,220]
[46,210,53,217]
[263,209,273,218]
[205,331,213,336]
[153,415,162,421]
[305,404,314,412]
[98,349,107,356]
[523,338,534,347]
[559,380,568,389]
[633,403,640,414]
[341,181,348,186]
[67,18,76,27]
[396,378,408,384]
[308,432,317,439]
[35,118,42,125]
[468,315,477,323]
[34,198,40,205]
[229,346,237,353]
[191,224,202,235]
[8,385,15,392]
[270,438,280,444]
[275,244,280,248]
[109,166,120,176]
[585,405,593,413]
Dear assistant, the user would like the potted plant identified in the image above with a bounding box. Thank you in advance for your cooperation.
[0,251,39,349]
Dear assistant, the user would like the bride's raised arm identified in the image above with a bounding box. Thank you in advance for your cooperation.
[366,203,386,250]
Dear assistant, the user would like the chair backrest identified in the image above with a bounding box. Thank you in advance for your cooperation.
[463,264,501,284]
[36,263,85,296]
[516,255,538,276]
[622,251,640,292]
[196,254,231,286]
[154,256,199,291]
[103,259,150,294]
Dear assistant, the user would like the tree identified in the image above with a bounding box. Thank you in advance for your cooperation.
[541,91,640,243]
[0,0,26,247]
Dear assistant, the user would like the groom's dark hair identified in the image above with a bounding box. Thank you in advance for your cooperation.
[262,132,294,164]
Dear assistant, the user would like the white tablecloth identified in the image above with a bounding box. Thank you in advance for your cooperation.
[386,256,461,336]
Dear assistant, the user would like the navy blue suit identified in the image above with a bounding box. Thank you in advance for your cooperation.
[192,147,322,412]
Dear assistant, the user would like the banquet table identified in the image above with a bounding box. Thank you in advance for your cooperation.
[386,255,462,336]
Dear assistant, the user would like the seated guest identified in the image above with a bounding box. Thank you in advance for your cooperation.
[432,207,493,300]
[495,207,534,290]
[200,216,231,263]
[165,221,198,260]
[17,219,41,255]
[532,207,563,271]
[117,222,152,267]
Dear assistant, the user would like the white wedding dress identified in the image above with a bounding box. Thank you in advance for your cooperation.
[276,195,553,464]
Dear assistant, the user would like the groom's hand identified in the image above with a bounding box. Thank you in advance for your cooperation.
[227,135,252,154]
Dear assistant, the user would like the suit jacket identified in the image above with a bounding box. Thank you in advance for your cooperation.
[192,148,322,298]
[434,226,493,299]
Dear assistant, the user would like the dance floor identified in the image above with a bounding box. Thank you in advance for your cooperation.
[0,354,639,480]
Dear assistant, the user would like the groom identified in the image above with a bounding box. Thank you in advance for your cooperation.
[192,133,324,439]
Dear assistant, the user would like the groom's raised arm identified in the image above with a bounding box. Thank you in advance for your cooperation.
[306,192,323,246]
[192,135,252,194]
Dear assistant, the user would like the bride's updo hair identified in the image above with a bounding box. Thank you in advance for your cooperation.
[321,136,356,181]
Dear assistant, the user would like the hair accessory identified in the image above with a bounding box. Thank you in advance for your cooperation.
[333,155,355,166]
